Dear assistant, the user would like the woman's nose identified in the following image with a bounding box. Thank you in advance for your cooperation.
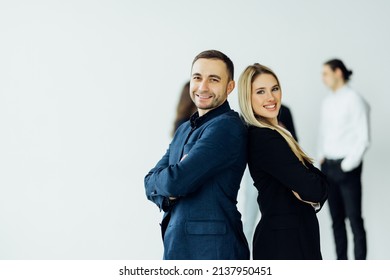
[266,91,275,101]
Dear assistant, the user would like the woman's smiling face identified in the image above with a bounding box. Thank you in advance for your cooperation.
[251,73,282,125]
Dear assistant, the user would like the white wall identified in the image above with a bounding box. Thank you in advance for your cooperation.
[0,0,389,259]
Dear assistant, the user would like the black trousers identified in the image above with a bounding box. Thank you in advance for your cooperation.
[321,159,367,260]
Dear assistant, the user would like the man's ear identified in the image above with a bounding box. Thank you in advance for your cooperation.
[226,80,235,95]
[335,68,343,78]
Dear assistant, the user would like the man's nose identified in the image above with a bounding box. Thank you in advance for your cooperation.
[198,80,209,91]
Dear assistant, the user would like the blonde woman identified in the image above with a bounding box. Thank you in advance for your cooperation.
[238,63,328,260]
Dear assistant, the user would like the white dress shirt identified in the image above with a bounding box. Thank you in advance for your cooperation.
[318,85,370,172]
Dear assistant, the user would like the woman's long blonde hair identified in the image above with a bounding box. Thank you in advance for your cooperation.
[238,63,313,165]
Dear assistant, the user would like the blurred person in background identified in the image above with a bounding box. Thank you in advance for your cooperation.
[318,58,370,260]
[171,81,197,136]
[278,104,298,141]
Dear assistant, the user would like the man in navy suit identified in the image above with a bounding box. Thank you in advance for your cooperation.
[145,50,249,259]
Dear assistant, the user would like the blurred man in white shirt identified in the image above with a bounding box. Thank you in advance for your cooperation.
[318,59,370,260]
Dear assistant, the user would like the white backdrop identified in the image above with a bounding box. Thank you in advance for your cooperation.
[0,0,389,259]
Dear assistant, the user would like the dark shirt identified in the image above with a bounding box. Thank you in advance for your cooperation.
[248,126,328,259]
[278,104,298,141]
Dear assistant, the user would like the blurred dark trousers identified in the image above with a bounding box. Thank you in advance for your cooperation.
[321,159,367,260]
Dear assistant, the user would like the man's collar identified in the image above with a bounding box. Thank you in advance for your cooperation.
[190,101,230,129]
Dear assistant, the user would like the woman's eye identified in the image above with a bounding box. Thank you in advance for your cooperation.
[257,90,265,94]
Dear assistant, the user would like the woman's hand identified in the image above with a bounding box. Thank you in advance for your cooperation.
[292,190,316,205]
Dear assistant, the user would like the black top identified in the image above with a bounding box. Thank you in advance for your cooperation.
[278,104,298,141]
[247,126,328,260]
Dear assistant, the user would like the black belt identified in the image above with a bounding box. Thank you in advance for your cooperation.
[324,158,343,164]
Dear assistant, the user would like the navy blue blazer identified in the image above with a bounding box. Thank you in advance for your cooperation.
[145,101,249,260]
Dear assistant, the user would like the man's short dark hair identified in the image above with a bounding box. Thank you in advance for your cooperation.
[192,50,234,81]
